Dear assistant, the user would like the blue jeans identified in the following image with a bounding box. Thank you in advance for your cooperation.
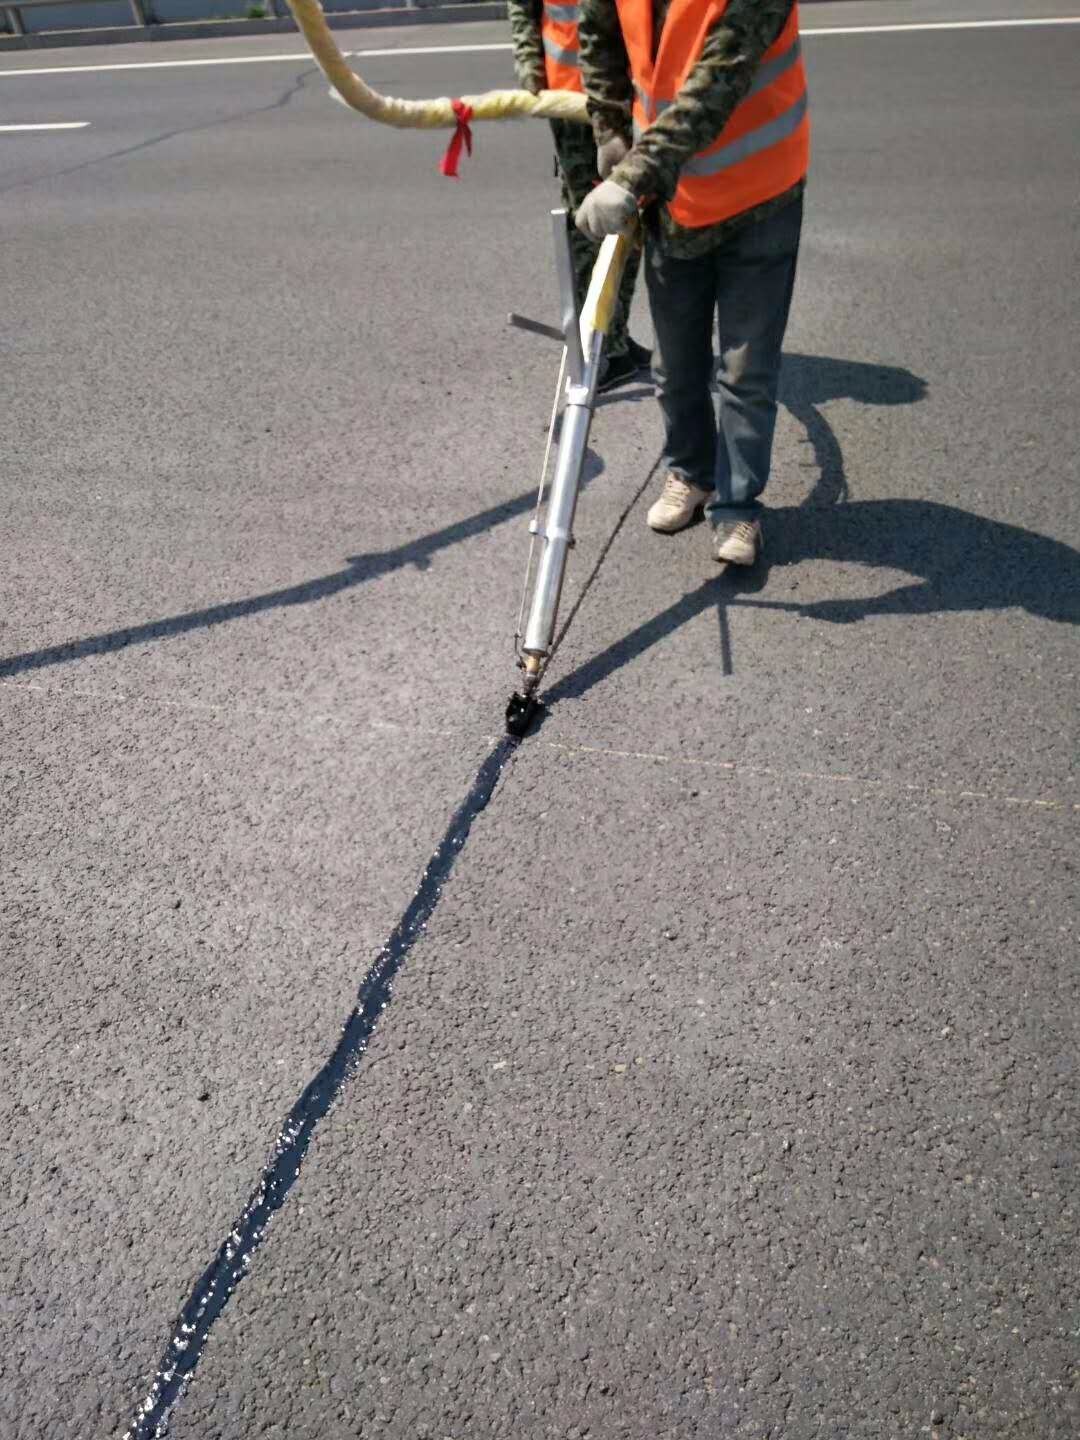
[645,195,803,523]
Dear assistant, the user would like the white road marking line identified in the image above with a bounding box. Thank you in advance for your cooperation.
[0,120,89,130]
[0,43,512,79]
[804,15,1080,36]
[0,17,1078,79]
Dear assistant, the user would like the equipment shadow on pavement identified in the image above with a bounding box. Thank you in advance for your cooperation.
[545,351,1075,702]
[0,351,916,684]
[549,350,927,695]
[0,453,607,681]
[9,353,1074,699]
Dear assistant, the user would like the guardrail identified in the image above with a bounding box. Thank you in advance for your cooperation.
[3,0,151,33]
[0,0,497,41]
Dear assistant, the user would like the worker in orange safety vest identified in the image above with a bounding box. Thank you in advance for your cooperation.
[576,0,809,564]
[508,0,652,390]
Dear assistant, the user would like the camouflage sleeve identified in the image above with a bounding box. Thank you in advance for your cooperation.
[610,0,796,201]
[507,0,546,94]
[579,0,634,149]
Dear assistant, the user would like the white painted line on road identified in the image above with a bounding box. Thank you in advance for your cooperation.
[804,15,1080,37]
[0,120,89,130]
[0,43,512,79]
[0,52,329,80]
[0,17,1078,78]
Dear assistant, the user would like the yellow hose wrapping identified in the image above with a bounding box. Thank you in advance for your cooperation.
[282,0,638,354]
[286,0,590,127]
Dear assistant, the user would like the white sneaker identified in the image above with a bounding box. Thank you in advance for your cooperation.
[646,473,711,533]
[712,518,763,567]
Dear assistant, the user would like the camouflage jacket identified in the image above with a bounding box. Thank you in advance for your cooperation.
[580,0,802,256]
[506,0,547,94]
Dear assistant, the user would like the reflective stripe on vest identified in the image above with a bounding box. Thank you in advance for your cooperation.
[749,33,803,98]
[635,36,803,127]
[619,0,809,228]
[542,0,583,93]
[543,37,580,68]
[683,89,807,178]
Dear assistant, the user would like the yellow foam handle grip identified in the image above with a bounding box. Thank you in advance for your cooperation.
[579,222,640,341]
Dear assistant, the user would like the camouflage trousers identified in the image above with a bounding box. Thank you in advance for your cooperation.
[549,117,640,360]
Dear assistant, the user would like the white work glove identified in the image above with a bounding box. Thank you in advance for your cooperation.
[596,135,629,179]
[575,180,637,242]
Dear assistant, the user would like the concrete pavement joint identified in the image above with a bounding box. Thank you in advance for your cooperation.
[543,739,1080,815]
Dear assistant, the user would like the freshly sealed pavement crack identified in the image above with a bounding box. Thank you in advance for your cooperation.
[124,735,518,1439]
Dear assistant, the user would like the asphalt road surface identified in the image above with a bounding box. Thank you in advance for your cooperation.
[3,2,1079,1437]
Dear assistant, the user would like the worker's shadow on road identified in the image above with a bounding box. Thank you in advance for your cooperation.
[779,351,928,507]
[0,452,606,681]
[545,353,1080,706]
[547,501,1080,705]
[596,348,925,512]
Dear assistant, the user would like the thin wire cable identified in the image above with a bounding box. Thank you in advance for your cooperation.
[541,450,663,680]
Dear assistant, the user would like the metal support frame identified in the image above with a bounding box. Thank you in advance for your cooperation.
[518,209,605,674]
[551,208,585,387]
[507,312,562,344]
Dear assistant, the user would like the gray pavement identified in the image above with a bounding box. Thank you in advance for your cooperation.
[2,4,1079,1437]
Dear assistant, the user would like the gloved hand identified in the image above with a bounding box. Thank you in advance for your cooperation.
[596,134,629,179]
[575,180,637,242]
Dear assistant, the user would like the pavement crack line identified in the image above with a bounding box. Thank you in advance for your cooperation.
[120,452,659,1436]
[122,733,518,1440]
[0,65,317,197]
[13,436,1069,1431]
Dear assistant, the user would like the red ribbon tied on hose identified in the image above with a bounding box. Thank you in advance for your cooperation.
[439,99,474,179]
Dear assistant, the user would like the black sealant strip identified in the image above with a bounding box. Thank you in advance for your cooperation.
[124,734,519,1440]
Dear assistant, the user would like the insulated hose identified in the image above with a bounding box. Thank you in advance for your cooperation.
[286,0,590,129]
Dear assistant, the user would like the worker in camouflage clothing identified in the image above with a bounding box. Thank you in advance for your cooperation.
[507,0,651,392]
[576,0,809,565]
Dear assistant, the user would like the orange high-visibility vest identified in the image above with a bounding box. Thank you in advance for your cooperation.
[542,0,584,93]
[618,0,809,228]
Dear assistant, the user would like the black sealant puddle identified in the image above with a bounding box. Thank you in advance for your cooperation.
[125,733,519,1439]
